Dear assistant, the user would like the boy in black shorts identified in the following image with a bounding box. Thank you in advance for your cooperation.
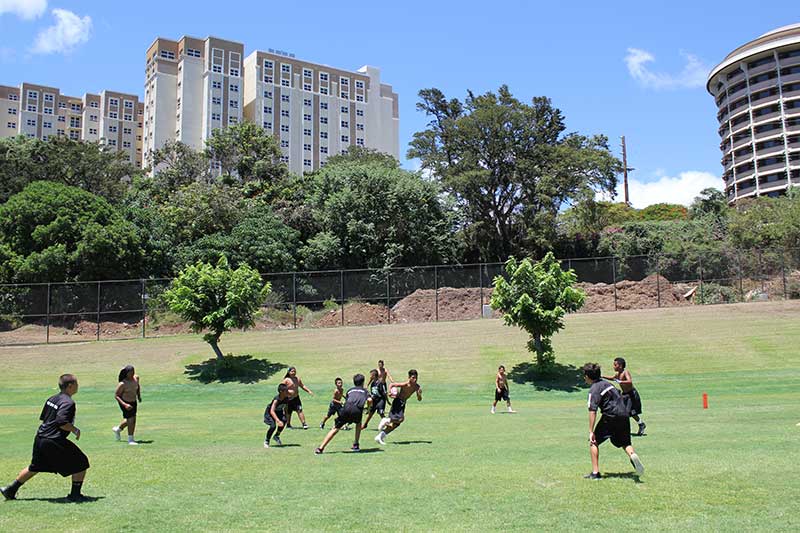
[361,369,386,430]
[491,365,515,414]
[319,377,345,430]
[1,374,90,502]
[315,374,372,454]
[375,369,422,445]
[263,383,290,448]
[603,357,646,435]
[583,363,644,480]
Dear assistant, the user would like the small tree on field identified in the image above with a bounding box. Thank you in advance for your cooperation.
[491,252,585,369]
[164,257,270,360]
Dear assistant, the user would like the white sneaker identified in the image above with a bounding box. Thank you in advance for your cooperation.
[630,453,644,475]
[128,440,138,446]
[263,441,270,448]
[507,407,516,413]
[374,432,386,445]
[378,417,390,431]
[112,427,121,441]
[491,407,495,414]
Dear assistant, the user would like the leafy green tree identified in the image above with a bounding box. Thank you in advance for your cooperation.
[409,86,621,261]
[160,182,246,244]
[163,257,270,360]
[636,203,688,221]
[301,153,460,269]
[205,122,288,191]
[728,194,800,251]
[0,135,137,204]
[689,188,728,220]
[0,181,145,282]
[148,140,211,196]
[490,253,585,369]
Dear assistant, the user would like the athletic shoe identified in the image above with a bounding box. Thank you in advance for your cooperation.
[507,407,516,413]
[351,444,360,452]
[378,417,390,431]
[112,427,121,441]
[374,433,386,445]
[263,441,270,448]
[583,472,602,480]
[319,422,325,429]
[314,447,323,455]
[630,453,644,475]
[302,424,309,430]
[491,407,495,414]
[637,422,646,436]
[128,440,138,446]
[1,486,17,500]
[66,493,88,503]
[273,436,282,446]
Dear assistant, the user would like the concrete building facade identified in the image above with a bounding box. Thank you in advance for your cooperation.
[0,82,144,167]
[707,23,800,204]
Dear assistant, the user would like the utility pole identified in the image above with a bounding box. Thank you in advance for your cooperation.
[620,136,633,205]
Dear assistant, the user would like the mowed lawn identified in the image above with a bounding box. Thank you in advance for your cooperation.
[1,301,799,532]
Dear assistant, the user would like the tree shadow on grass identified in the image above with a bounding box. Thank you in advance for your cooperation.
[508,362,588,392]
[184,354,287,384]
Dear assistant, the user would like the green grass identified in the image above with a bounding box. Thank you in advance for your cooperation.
[1,301,800,532]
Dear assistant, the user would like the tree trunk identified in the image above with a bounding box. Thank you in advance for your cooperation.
[533,333,543,363]
[209,339,224,360]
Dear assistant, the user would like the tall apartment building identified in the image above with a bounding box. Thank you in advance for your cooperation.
[0,82,144,167]
[143,35,399,174]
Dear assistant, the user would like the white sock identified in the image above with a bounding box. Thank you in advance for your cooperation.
[378,431,386,439]
[128,435,135,442]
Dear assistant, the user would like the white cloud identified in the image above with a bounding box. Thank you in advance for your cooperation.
[0,0,47,19]
[625,48,709,90]
[32,8,91,55]
[600,171,722,208]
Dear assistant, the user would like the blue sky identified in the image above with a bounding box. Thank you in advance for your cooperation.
[1,0,797,206]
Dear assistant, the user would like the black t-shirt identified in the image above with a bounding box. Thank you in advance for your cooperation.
[270,395,289,413]
[343,387,369,413]
[36,393,76,440]
[587,380,628,417]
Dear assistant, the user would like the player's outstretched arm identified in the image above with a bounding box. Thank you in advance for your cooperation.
[269,400,283,427]
[299,378,313,395]
[416,386,423,401]
[617,370,633,386]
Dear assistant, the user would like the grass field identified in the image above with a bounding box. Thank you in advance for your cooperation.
[1,301,799,532]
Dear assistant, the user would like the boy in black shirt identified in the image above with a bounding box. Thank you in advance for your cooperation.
[263,384,290,448]
[314,374,372,454]
[1,374,90,502]
[583,363,644,480]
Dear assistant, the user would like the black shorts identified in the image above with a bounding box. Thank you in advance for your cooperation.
[119,401,138,419]
[593,415,631,448]
[327,401,343,418]
[264,410,287,428]
[369,396,386,416]
[623,388,643,417]
[287,396,303,414]
[334,408,362,429]
[29,436,90,477]
[495,387,509,402]
[389,397,406,422]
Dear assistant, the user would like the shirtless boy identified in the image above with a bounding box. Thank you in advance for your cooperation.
[282,367,314,429]
[113,365,141,445]
[603,357,646,435]
[319,377,344,430]
[375,369,422,445]
[491,365,515,414]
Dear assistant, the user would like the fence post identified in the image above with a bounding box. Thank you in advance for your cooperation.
[141,279,147,338]
[96,282,101,341]
[656,256,661,309]
[46,283,51,344]
[434,265,439,322]
[340,270,345,327]
[699,256,704,305]
[386,270,391,324]
[611,258,618,311]
[479,263,484,318]
[292,273,297,329]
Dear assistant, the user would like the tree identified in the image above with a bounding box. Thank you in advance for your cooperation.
[409,86,620,261]
[0,181,145,283]
[160,182,246,245]
[205,122,288,191]
[163,257,270,360]
[0,135,137,204]
[490,253,585,369]
[689,188,728,220]
[636,203,688,221]
[148,140,211,196]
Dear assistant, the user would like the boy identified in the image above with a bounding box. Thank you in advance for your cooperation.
[1,374,90,502]
[113,365,142,445]
[375,369,422,445]
[282,367,314,429]
[491,365,515,414]
[583,363,644,480]
[361,369,385,430]
[315,374,372,454]
[319,377,345,430]
[263,383,291,448]
[603,357,646,436]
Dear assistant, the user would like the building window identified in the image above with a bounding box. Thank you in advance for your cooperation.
[320,131,328,139]
[280,156,289,163]
[264,60,273,70]
[356,123,364,131]
[355,80,364,89]
[187,48,201,57]
[27,90,38,99]
[7,108,16,115]
[229,116,238,124]
[124,114,133,121]
[123,141,132,148]
[320,102,328,110]
[109,98,119,106]
[89,101,99,108]
[212,97,221,105]
[281,79,290,87]
[123,127,132,134]
[303,68,312,78]
[40,107,52,115]
[90,115,98,122]
[109,112,118,119]
[160,50,175,60]
[58,116,65,122]
[229,68,239,77]
[341,135,349,143]
[303,159,312,167]
[263,106,273,114]
[8,93,18,101]
[264,90,273,99]
[263,121,272,129]
[27,105,37,112]
[44,93,54,102]
[124,100,133,109]
[356,138,364,146]
[43,121,53,128]
[212,65,222,73]
[281,64,291,73]
[108,139,117,146]
[211,113,221,121]
[230,100,239,108]
[320,87,329,95]
[341,106,349,113]
[109,125,117,133]
[303,113,311,121]
[89,128,97,135]
[229,84,239,92]
[341,92,349,99]
[320,146,328,154]
[281,94,290,103]
[42,135,49,141]
[70,117,81,128]
[304,98,312,106]
[280,124,290,132]
[57,129,64,135]
[212,81,222,89]
[264,75,273,84]
[281,140,289,148]
[320,117,328,124]
[341,78,349,86]
[341,121,349,128]
[356,95,364,102]
[303,128,312,136]
[320,72,329,82]
[6,121,15,128]
[303,83,312,91]
[356,109,364,117]
[303,143,312,151]
[281,109,289,117]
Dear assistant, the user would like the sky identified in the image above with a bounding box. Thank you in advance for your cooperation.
[1,0,797,207]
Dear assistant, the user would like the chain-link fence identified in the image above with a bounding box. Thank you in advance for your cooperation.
[2,249,799,346]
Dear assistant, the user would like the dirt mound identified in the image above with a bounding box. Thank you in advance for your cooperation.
[315,302,393,327]
[579,274,691,312]
[392,287,495,323]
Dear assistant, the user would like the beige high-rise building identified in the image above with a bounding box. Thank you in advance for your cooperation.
[0,82,144,167]
[143,35,399,174]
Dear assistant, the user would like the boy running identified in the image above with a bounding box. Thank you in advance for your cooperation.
[361,369,386,430]
[263,383,291,448]
[315,374,372,454]
[583,363,644,480]
[1,374,90,502]
[319,377,345,430]
[603,357,646,435]
[491,365,515,414]
[282,367,314,429]
[112,365,142,445]
[375,369,422,445]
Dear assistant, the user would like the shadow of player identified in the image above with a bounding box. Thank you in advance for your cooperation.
[602,472,643,484]
[19,495,105,504]
[327,447,384,454]
[392,440,433,445]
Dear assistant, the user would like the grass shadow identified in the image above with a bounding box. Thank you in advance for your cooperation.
[185,354,286,384]
[20,495,105,504]
[602,472,643,484]
[508,362,588,392]
[272,443,301,448]
[393,440,432,445]
[327,447,384,454]
[132,440,155,445]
